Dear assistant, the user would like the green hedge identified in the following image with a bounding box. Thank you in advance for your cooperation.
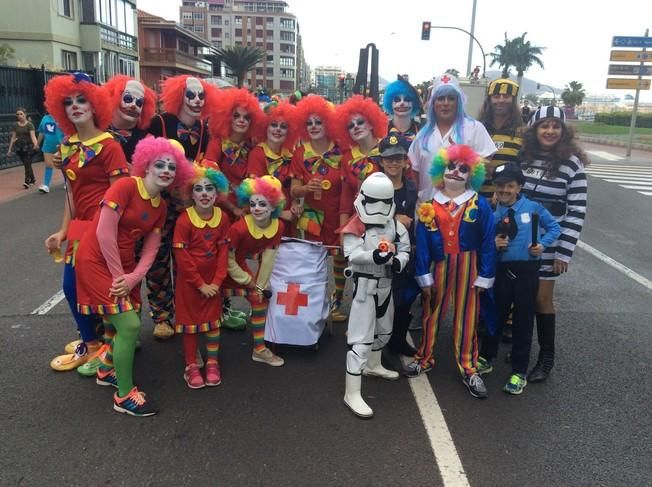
[595,112,652,128]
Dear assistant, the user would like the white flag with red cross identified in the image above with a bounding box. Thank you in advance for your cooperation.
[265,238,329,346]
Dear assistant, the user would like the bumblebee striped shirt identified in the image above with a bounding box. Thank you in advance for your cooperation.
[480,129,523,197]
[521,155,587,279]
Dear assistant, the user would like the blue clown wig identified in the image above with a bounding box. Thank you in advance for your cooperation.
[429,144,485,192]
[191,163,229,195]
[414,83,469,152]
[382,79,421,117]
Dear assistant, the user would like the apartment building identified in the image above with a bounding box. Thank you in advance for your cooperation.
[179,0,308,93]
[0,0,139,83]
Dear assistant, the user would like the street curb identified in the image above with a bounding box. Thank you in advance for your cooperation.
[578,135,652,152]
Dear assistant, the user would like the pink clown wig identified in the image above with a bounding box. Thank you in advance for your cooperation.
[334,95,388,149]
[44,73,112,136]
[207,87,264,141]
[104,75,157,130]
[430,144,486,191]
[294,95,338,142]
[159,74,214,117]
[235,176,285,218]
[131,137,194,189]
[263,101,299,150]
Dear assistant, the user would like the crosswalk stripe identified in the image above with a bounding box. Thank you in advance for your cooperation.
[619,185,652,190]
[604,178,652,183]
[586,150,624,161]
[585,163,652,198]
[589,163,652,169]
[638,192,652,196]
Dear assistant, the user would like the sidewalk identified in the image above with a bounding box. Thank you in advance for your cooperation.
[0,162,64,204]
[578,135,652,153]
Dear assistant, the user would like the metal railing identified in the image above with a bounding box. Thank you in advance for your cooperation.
[141,48,212,73]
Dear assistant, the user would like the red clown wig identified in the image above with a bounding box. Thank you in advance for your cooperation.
[295,95,337,142]
[159,74,214,117]
[334,95,388,149]
[131,137,195,190]
[207,87,264,141]
[263,101,299,150]
[104,75,157,130]
[44,73,112,136]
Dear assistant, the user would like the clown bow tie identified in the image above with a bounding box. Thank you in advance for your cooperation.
[177,122,201,145]
[60,136,107,168]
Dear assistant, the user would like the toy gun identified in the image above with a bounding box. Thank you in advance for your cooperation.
[497,208,517,239]
[378,240,391,253]
[531,212,539,246]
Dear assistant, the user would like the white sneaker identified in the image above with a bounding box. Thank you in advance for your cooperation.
[252,348,284,367]
[38,184,50,193]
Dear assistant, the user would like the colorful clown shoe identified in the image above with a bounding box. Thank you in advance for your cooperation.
[221,307,247,331]
[64,339,82,354]
[113,387,158,417]
[153,321,175,340]
[77,343,109,377]
[50,341,100,371]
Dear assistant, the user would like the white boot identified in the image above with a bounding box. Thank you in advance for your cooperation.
[343,373,373,418]
[363,350,399,380]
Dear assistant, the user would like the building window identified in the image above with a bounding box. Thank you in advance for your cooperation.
[193,12,204,20]
[224,19,229,25]
[280,18,295,29]
[58,0,74,18]
[194,25,204,33]
[256,17,263,25]
[280,43,294,54]
[256,30,263,38]
[256,42,263,47]
[280,31,295,42]
[209,4,223,11]
[211,15,222,25]
[255,68,263,76]
[61,50,78,70]
[266,54,273,62]
[280,80,294,90]
[211,28,222,37]
[234,16,242,25]
[266,30,273,38]
[225,32,230,38]
[280,68,294,79]
[182,12,193,21]
[119,57,136,77]
[266,67,273,76]
[266,80,274,89]
[279,56,294,66]
[266,17,273,22]
[266,42,273,51]
[235,28,242,37]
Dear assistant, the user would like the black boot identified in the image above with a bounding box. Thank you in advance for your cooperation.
[528,313,555,383]
[387,304,417,357]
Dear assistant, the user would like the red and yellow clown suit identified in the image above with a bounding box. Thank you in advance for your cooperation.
[339,145,381,218]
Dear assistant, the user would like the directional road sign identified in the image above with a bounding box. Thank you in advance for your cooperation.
[608,64,652,76]
[610,50,652,62]
[606,78,651,90]
[612,36,652,48]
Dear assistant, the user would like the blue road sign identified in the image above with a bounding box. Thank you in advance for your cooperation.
[612,36,652,48]
[608,64,652,76]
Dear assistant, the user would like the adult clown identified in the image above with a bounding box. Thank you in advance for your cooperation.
[341,172,410,418]
[382,76,422,141]
[404,145,496,400]
[146,75,214,340]
[222,176,286,367]
[104,75,157,163]
[44,72,128,372]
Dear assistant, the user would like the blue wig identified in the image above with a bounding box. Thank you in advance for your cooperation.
[414,84,469,152]
[383,79,421,117]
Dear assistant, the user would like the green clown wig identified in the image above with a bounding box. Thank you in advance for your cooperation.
[429,144,486,192]
[191,163,229,195]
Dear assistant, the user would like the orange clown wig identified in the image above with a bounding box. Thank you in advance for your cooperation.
[159,74,214,117]
[262,101,299,150]
[294,95,337,142]
[207,87,264,141]
[104,75,157,130]
[44,72,112,136]
[334,95,388,149]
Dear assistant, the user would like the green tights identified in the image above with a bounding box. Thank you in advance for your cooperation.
[106,311,141,397]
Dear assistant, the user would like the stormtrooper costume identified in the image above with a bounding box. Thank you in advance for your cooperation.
[342,172,410,418]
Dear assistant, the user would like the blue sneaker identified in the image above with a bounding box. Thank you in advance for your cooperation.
[503,373,527,395]
[113,387,158,417]
[476,356,494,375]
[96,368,118,389]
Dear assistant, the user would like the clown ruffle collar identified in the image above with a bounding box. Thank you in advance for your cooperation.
[187,206,222,228]
[244,214,278,239]
[135,176,161,207]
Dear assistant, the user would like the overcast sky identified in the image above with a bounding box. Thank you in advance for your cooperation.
[138,0,652,101]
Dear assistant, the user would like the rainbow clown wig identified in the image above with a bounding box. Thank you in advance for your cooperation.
[294,95,337,141]
[235,175,285,218]
[382,78,422,117]
[131,137,195,190]
[159,74,215,117]
[263,100,299,150]
[44,72,112,136]
[104,75,157,130]
[430,144,486,192]
[207,87,264,141]
[334,95,388,149]
[190,163,229,194]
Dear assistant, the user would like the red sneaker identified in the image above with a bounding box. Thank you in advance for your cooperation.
[183,364,205,389]
[205,362,222,386]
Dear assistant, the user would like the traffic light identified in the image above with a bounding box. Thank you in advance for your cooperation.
[421,21,431,41]
[339,74,345,89]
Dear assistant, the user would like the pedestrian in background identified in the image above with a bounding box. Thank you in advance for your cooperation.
[36,110,64,193]
[7,107,39,189]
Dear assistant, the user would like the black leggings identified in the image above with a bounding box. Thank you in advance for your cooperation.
[17,150,35,184]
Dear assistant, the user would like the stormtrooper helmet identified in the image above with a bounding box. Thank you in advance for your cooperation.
[354,172,396,225]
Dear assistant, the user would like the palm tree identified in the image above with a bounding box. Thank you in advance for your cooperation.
[561,81,587,108]
[489,33,513,78]
[510,33,545,88]
[216,45,264,88]
[0,43,15,65]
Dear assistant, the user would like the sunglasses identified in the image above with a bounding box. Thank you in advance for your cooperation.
[347,118,366,130]
[153,160,177,172]
[123,93,144,107]
[447,162,469,173]
[270,121,288,130]
[306,119,323,127]
[63,96,88,107]
[185,90,205,101]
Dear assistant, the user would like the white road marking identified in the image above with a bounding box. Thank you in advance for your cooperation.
[31,290,65,315]
[604,178,652,183]
[578,241,652,292]
[402,337,470,487]
[585,150,624,162]
[639,192,652,196]
[619,185,652,190]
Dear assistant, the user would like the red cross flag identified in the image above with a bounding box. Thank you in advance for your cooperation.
[265,239,329,346]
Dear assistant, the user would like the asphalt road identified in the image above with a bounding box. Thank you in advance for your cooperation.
[1,145,651,486]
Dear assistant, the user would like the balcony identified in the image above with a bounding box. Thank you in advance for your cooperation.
[100,26,137,51]
[141,48,212,74]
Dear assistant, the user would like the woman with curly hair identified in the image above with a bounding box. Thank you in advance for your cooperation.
[248,101,301,235]
[75,137,194,416]
[518,106,588,383]
[205,87,265,219]
[221,176,286,367]
[43,72,129,372]
[336,95,388,225]
[290,95,347,320]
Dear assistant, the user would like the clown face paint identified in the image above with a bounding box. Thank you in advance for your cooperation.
[182,77,205,120]
[115,80,145,127]
[192,176,217,210]
[146,155,177,189]
[267,119,288,146]
[64,92,94,126]
[443,160,470,193]
[249,194,272,225]
[306,114,325,140]
[392,95,413,117]
[347,114,371,142]
[231,107,251,136]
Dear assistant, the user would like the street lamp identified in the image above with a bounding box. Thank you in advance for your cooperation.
[537,83,556,105]
[425,24,487,79]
